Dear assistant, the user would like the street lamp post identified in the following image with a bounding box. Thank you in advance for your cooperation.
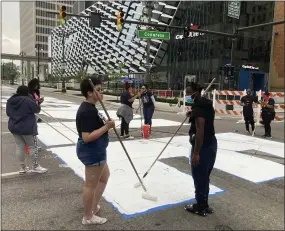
[35,44,43,79]
[54,28,76,93]
[19,51,26,85]
[143,1,159,84]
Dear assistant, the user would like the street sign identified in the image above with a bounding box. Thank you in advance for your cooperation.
[228,1,241,19]
[137,30,170,40]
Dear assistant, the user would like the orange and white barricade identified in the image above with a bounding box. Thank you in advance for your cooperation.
[212,89,246,119]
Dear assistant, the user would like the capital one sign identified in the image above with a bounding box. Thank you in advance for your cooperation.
[175,24,204,40]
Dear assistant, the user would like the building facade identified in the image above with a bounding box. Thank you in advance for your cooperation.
[269,1,284,91]
[19,1,73,80]
[51,1,277,90]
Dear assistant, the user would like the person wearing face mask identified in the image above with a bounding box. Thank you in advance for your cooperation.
[260,91,275,138]
[138,85,156,134]
[240,89,258,135]
[184,82,217,217]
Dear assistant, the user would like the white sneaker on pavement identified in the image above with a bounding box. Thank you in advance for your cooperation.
[125,135,134,140]
[82,214,107,225]
[31,165,48,173]
[19,166,30,175]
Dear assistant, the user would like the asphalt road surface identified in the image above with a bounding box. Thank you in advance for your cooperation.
[1,85,284,230]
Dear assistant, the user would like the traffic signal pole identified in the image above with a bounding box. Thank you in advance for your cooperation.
[61,32,66,93]
[145,7,152,83]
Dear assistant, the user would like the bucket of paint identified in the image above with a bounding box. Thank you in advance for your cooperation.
[142,125,150,139]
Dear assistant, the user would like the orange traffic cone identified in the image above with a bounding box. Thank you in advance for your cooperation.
[25,144,30,155]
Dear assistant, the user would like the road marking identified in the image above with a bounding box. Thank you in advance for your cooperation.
[1,171,20,177]
[1,132,11,134]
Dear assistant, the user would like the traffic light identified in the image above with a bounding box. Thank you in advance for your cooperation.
[59,5,67,25]
[117,9,124,31]
[183,26,190,39]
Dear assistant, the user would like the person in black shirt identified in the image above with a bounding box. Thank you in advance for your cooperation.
[28,78,44,122]
[184,82,217,217]
[76,77,115,225]
[138,85,156,133]
[260,91,275,138]
[240,89,258,134]
[117,83,137,139]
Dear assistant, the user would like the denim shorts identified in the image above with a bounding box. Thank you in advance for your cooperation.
[76,137,108,166]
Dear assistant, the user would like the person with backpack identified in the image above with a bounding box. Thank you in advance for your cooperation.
[6,85,47,174]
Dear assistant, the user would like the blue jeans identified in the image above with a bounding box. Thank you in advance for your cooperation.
[190,136,217,204]
[143,106,154,126]
[76,136,108,166]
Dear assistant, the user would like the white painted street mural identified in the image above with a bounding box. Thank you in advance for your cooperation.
[2,95,284,218]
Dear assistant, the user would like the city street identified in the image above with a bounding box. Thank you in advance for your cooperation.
[1,85,284,230]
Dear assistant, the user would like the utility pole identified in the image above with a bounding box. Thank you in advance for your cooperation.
[19,51,26,85]
[145,5,152,84]
[62,32,66,93]
[54,28,75,93]
[35,44,43,79]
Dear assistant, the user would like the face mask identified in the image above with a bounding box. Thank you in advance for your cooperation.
[185,92,197,104]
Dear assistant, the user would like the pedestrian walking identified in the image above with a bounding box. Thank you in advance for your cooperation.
[260,91,275,138]
[6,85,47,174]
[240,89,258,134]
[116,82,137,139]
[184,82,217,217]
[76,77,115,225]
[139,85,156,134]
[28,78,44,150]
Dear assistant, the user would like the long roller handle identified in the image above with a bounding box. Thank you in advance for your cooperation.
[88,79,148,193]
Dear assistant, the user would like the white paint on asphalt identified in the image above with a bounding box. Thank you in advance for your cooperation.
[1,171,20,177]
[47,141,223,218]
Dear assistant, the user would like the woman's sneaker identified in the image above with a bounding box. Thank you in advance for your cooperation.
[124,135,134,140]
[19,166,29,175]
[82,215,107,225]
[31,165,48,173]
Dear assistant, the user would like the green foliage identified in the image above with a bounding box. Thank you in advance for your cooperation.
[106,62,127,80]
[1,62,20,84]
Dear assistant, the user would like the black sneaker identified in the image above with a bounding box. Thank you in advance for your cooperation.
[262,134,267,138]
[184,204,207,217]
[205,205,214,214]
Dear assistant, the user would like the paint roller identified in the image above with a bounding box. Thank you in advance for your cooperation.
[88,78,157,202]
[134,78,216,188]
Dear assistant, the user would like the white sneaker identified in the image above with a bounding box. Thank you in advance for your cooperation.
[82,214,107,225]
[125,135,134,140]
[31,165,48,173]
[19,166,29,175]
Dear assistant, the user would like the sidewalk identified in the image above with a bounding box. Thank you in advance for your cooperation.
[40,87,184,114]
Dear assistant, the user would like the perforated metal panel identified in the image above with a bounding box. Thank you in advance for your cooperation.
[51,1,180,78]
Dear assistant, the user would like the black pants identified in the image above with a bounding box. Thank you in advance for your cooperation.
[120,117,129,136]
[243,112,255,131]
[190,137,217,205]
[261,112,273,136]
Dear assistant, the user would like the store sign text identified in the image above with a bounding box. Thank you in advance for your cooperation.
[242,65,259,70]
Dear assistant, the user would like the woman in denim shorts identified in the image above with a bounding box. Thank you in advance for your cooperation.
[76,77,115,225]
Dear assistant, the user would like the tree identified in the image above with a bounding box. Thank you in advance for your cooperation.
[1,62,20,85]
[106,62,127,101]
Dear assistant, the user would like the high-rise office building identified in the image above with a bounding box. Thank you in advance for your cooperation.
[19,1,73,79]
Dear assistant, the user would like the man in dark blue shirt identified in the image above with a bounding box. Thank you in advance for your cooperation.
[240,89,258,134]
[184,82,217,217]
[138,85,156,133]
